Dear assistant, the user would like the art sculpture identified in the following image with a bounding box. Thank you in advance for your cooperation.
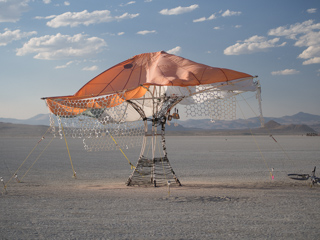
[42,51,262,187]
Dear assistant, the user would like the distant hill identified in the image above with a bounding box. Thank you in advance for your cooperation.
[166,120,317,136]
[279,112,320,124]
[0,112,319,134]
[0,114,51,126]
[0,120,317,137]
[257,120,316,135]
[180,112,320,130]
[264,120,281,129]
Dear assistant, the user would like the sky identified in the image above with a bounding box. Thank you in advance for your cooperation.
[0,0,320,120]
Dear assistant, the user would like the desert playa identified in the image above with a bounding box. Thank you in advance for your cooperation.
[1,135,319,239]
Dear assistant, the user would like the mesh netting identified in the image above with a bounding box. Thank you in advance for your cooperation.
[47,95,145,152]
[185,88,237,121]
[49,113,144,152]
[45,84,256,152]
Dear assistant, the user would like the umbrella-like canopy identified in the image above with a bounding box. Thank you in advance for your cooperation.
[43,51,255,118]
[74,51,252,97]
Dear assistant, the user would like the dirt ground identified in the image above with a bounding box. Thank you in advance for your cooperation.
[1,179,319,240]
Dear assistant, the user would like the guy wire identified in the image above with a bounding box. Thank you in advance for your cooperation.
[59,118,77,178]
[236,96,273,179]
[239,93,293,172]
[20,137,54,181]
[4,126,51,189]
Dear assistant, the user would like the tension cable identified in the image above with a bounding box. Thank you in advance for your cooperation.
[107,131,135,170]
[237,96,273,179]
[20,137,54,182]
[239,94,293,171]
[3,128,50,185]
[1,126,51,195]
[59,118,77,178]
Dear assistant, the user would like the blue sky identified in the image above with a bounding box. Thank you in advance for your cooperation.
[0,0,319,119]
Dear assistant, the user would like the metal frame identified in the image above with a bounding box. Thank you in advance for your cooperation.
[126,96,183,187]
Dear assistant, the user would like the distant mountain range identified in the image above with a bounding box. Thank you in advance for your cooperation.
[180,112,320,131]
[0,114,50,126]
[1,112,320,134]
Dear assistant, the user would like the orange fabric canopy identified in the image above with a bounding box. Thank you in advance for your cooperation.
[46,86,148,116]
[44,51,252,116]
[74,51,252,98]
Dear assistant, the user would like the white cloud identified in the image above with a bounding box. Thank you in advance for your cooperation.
[34,15,56,20]
[294,31,320,47]
[298,45,320,59]
[208,14,216,20]
[43,0,51,4]
[224,35,286,55]
[213,26,221,30]
[16,33,107,60]
[307,8,317,14]
[222,9,241,17]
[120,1,135,7]
[136,30,156,35]
[0,28,37,46]
[0,0,30,23]
[271,69,300,75]
[301,57,320,65]
[269,20,320,65]
[193,10,242,23]
[193,17,206,23]
[82,65,98,71]
[64,1,70,6]
[160,4,198,15]
[45,10,139,28]
[268,20,320,40]
[118,32,125,36]
[55,61,73,69]
[234,25,242,28]
[167,46,181,55]
[193,13,216,23]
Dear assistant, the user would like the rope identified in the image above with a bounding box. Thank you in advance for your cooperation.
[236,97,273,179]
[20,137,54,181]
[239,94,262,126]
[239,94,293,172]
[107,131,135,169]
[59,118,77,178]
[249,128,273,179]
[3,126,51,190]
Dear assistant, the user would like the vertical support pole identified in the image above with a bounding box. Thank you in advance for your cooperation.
[256,81,264,127]
[139,119,148,158]
[160,118,182,186]
[151,118,157,187]
[160,117,168,158]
